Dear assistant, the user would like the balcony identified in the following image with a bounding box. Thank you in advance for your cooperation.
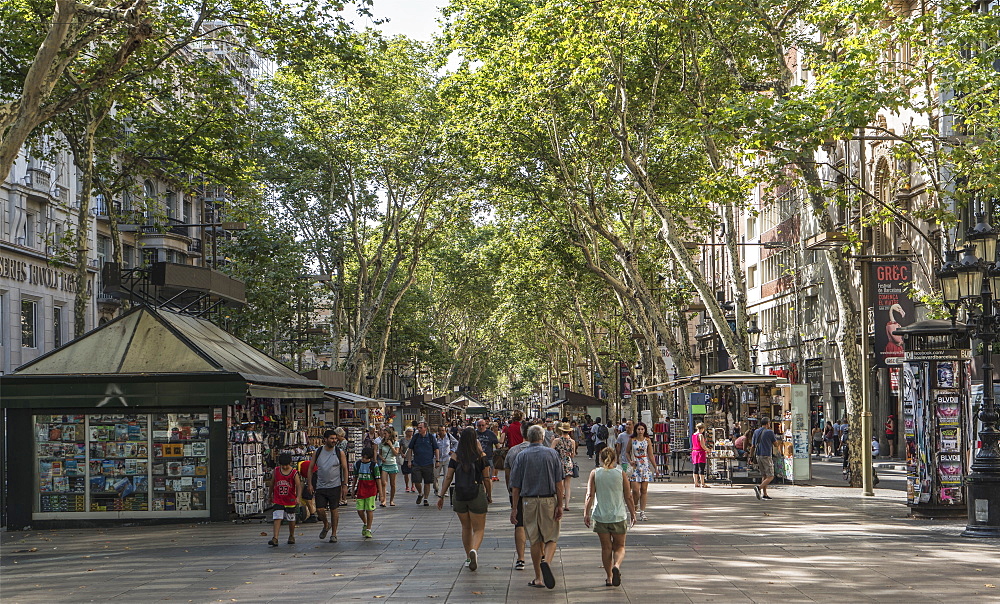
[695,322,717,339]
[188,238,203,254]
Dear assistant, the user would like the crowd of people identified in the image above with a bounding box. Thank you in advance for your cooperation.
[266,412,666,590]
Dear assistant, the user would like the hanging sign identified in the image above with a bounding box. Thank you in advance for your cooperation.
[871,262,915,368]
[619,362,632,399]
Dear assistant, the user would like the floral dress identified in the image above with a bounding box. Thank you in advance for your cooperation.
[553,436,576,478]
[629,438,653,482]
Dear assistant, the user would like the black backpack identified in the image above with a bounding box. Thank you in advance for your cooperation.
[454,458,482,501]
[597,424,610,441]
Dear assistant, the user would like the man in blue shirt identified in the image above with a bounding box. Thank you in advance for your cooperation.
[749,417,780,500]
[408,422,436,506]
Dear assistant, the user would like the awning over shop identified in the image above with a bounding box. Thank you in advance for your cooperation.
[0,305,326,408]
[636,370,786,393]
[423,401,450,411]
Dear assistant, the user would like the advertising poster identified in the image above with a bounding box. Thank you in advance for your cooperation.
[871,262,915,368]
[619,362,632,399]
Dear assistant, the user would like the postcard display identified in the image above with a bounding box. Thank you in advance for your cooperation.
[901,355,971,509]
[34,413,210,518]
[230,429,266,517]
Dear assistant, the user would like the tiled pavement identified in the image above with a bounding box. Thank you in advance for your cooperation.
[2,455,998,603]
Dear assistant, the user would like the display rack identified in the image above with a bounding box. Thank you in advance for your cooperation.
[230,429,265,517]
[151,413,209,512]
[36,415,86,513]
[92,414,150,512]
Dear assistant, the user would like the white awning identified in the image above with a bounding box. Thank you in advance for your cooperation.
[324,390,381,408]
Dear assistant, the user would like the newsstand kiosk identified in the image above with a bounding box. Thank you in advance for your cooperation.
[895,320,973,516]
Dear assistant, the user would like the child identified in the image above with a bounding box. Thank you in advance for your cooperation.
[354,446,381,539]
[268,452,302,546]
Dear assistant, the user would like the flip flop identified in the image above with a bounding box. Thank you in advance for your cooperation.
[540,561,556,589]
[528,580,545,588]
[605,580,614,587]
[612,566,621,586]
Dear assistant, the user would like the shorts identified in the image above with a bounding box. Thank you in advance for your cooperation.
[272,505,297,521]
[300,486,314,501]
[453,486,488,514]
[314,486,342,510]
[756,455,775,478]
[401,461,412,475]
[356,496,376,511]
[508,495,524,528]
[412,464,435,484]
[594,520,627,535]
[523,496,560,545]
[382,464,399,474]
[693,462,706,475]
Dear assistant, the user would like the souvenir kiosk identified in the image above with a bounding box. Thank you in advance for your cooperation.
[0,305,326,529]
[894,320,973,516]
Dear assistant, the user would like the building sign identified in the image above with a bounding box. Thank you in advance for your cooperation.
[871,261,914,368]
[0,253,85,293]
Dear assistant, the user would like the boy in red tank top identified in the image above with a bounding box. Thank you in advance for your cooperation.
[269,453,303,546]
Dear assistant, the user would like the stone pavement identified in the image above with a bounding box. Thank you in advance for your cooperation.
[2,454,999,603]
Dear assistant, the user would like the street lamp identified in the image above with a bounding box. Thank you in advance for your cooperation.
[747,319,763,372]
[937,214,1000,538]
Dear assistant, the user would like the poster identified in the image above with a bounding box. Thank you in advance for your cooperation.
[871,262,914,368]
[619,362,632,399]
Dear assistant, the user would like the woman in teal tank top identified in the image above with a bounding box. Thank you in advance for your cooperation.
[583,447,637,587]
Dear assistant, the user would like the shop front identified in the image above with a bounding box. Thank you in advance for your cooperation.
[0,305,325,529]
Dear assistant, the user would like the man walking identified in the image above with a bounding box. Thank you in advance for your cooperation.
[749,418,779,500]
[509,424,564,589]
[504,419,533,572]
[615,420,634,472]
[408,421,436,506]
[308,429,349,542]
[476,419,500,482]
[591,417,609,466]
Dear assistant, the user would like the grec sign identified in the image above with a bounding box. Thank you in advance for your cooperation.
[0,253,84,293]
[871,261,914,369]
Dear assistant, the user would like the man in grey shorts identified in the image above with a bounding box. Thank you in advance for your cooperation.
[408,421,437,506]
[749,417,779,500]
[308,429,348,542]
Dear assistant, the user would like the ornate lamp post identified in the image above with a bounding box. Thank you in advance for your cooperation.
[939,214,1000,537]
[747,319,763,372]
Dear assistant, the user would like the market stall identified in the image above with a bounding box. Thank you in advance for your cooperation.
[1,305,325,529]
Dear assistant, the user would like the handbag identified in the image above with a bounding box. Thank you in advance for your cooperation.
[572,463,579,478]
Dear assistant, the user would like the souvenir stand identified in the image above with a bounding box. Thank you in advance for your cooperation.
[770,384,812,483]
[652,422,671,480]
[2,306,325,530]
[894,320,973,516]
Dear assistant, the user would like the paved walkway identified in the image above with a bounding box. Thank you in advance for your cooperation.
[2,455,998,603]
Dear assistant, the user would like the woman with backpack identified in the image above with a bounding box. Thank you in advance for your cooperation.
[436,427,492,571]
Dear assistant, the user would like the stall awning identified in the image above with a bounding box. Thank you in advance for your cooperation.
[1,305,325,408]
[697,369,787,386]
[423,401,450,411]
[633,376,697,395]
[545,399,567,410]
[324,390,381,409]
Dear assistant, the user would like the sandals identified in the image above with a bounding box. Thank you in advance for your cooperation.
[528,580,545,588]
[540,561,555,589]
[267,538,278,547]
[612,566,621,586]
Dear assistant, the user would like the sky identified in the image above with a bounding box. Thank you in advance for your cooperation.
[344,1,447,41]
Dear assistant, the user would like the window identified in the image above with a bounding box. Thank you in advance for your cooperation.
[747,265,757,289]
[746,215,756,239]
[142,248,158,266]
[165,191,177,219]
[53,306,63,348]
[21,299,36,348]
[123,245,134,268]
[25,212,36,246]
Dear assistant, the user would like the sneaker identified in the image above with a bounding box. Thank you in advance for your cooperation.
[423,498,429,506]
[468,549,478,571]
[268,538,278,547]
[319,527,329,540]
[639,510,647,521]
[417,493,424,505]
[305,515,318,524]
[464,559,471,568]
[515,560,526,571]
[362,528,373,539]
[329,534,338,543]
[753,486,762,500]
[762,495,772,500]
[287,536,296,544]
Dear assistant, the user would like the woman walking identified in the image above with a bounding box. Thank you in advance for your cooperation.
[552,424,578,510]
[437,428,492,571]
[626,422,656,519]
[377,427,400,506]
[690,422,710,488]
[401,427,414,493]
[823,421,835,458]
[583,447,636,587]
